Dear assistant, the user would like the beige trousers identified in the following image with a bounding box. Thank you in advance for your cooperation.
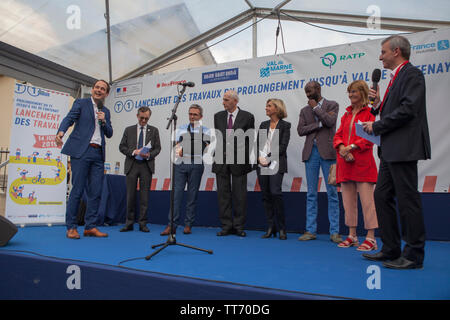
[341,181,378,230]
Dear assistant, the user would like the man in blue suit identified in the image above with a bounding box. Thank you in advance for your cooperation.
[56,80,113,239]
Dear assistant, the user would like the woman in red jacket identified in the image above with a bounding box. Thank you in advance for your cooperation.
[333,80,378,251]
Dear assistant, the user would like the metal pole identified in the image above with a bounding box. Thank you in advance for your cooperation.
[105,0,113,84]
[252,16,257,58]
[272,0,292,14]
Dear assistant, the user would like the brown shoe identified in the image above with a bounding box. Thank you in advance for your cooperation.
[83,227,108,237]
[66,228,80,239]
[160,225,176,236]
[183,226,192,234]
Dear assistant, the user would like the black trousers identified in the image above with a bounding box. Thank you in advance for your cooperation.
[257,169,286,231]
[125,161,152,227]
[216,165,247,232]
[374,158,426,263]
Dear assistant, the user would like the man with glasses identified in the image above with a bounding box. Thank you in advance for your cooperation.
[160,104,210,235]
[119,106,161,232]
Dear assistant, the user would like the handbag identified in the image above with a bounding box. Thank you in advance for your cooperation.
[328,163,337,186]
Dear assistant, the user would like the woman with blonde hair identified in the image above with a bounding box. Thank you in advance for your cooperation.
[257,98,291,240]
[333,80,378,251]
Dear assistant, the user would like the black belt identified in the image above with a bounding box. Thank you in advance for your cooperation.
[89,143,101,149]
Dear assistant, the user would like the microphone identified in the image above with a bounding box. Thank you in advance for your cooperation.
[97,100,104,126]
[369,68,381,105]
[180,82,195,87]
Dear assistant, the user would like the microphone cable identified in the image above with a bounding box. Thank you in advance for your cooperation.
[275,12,286,55]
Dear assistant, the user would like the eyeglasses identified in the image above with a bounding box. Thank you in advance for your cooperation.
[139,117,149,121]
[189,113,201,117]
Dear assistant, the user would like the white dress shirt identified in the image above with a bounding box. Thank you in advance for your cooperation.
[89,97,102,145]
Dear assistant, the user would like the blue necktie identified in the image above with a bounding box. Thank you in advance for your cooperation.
[138,126,144,149]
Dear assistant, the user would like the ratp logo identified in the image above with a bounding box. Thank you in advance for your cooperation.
[321,53,337,69]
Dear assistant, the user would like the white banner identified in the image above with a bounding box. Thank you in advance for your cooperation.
[6,83,70,225]
[106,28,450,193]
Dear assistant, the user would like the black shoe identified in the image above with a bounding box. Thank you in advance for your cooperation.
[362,251,398,262]
[120,225,133,232]
[217,229,231,236]
[382,257,423,270]
[235,230,246,237]
[261,227,277,239]
[279,230,287,240]
[139,225,150,233]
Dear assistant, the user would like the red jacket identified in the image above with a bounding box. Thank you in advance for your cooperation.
[333,106,377,183]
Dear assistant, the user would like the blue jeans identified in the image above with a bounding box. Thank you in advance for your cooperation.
[305,144,339,235]
[170,163,204,228]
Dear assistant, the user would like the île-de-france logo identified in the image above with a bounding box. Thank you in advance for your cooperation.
[437,40,449,51]
[260,60,294,78]
[321,53,337,69]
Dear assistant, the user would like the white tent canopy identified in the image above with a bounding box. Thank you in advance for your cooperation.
[0,0,449,95]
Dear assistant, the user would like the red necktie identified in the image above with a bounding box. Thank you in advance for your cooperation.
[227,114,233,136]
[227,114,233,129]
[379,60,409,113]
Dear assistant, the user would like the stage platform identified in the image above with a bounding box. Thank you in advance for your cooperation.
[1,224,449,300]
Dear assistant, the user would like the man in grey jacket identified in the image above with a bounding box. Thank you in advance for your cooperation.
[297,81,341,243]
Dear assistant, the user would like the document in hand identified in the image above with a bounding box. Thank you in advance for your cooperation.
[355,121,380,146]
[135,145,150,160]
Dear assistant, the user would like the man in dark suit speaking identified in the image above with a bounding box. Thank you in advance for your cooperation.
[362,35,431,269]
[212,90,255,237]
[56,79,113,239]
[119,106,161,233]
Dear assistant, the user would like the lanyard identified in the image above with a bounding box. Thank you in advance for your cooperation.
[379,60,409,113]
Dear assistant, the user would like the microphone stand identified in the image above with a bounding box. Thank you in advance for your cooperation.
[145,85,213,260]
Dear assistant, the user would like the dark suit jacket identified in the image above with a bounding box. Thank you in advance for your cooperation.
[257,119,291,174]
[297,98,338,161]
[58,98,113,161]
[372,62,431,162]
[212,107,255,176]
[119,124,161,174]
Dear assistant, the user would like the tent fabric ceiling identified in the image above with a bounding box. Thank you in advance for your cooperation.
[0,0,449,86]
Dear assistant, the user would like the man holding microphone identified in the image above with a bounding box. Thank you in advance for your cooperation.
[362,35,431,269]
[56,80,113,239]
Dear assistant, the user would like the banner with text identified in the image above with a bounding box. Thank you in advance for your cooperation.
[106,28,450,193]
[6,83,70,225]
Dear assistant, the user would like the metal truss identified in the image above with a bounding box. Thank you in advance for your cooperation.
[116,4,450,82]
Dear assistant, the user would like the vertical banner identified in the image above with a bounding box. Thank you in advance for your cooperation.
[6,83,70,225]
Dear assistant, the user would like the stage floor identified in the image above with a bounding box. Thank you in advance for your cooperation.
[1,224,449,300]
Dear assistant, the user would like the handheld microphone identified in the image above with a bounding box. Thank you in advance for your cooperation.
[180,82,195,87]
[370,68,381,105]
[97,100,104,126]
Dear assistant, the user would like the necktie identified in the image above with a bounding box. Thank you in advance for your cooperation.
[379,60,408,113]
[227,114,233,136]
[138,126,144,149]
[227,114,233,129]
